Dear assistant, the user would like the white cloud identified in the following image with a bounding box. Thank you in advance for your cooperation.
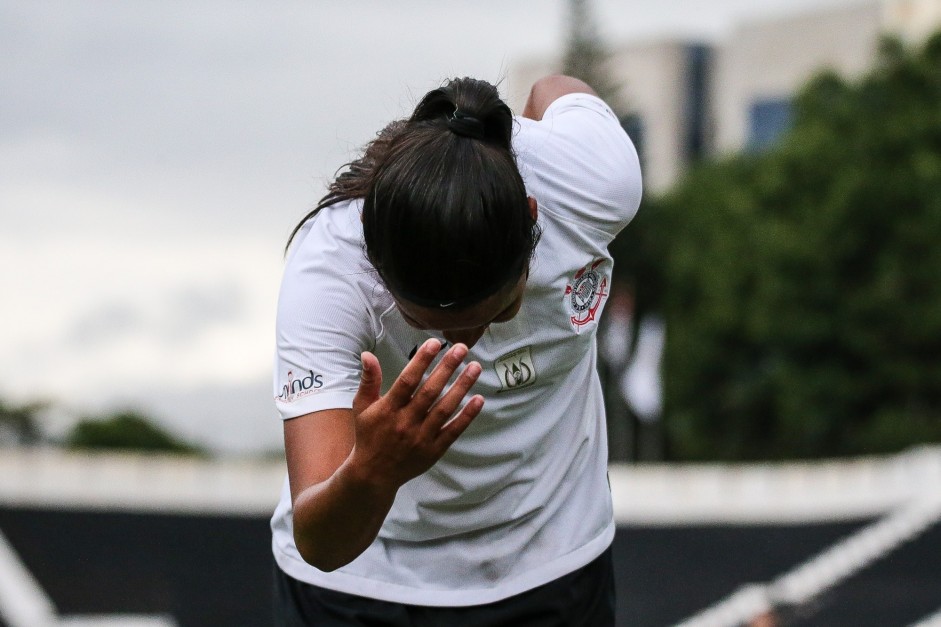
[0,234,279,403]
[0,0,870,452]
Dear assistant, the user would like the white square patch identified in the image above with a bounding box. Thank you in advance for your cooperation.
[494,346,537,392]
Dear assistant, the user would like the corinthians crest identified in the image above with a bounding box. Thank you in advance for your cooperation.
[564,259,609,331]
[494,346,537,392]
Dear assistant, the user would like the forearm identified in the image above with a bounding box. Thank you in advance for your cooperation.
[521,75,598,121]
[285,343,483,572]
[291,454,397,572]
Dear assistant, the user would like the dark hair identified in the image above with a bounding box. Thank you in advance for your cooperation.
[287,77,540,309]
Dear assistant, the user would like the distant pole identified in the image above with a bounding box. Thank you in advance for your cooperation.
[561,0,623,111]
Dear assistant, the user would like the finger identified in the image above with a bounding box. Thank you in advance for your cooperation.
[409,343,469,414]
[435,394,484,449]
[352,351,382,416]
[385,338,443,408]
[423,361,482,433]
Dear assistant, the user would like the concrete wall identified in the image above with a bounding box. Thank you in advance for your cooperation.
[1,446,938,527]
[607,41,695,193]
[712,1,883,154]
[509,41,698,194]
[884,0,941,42]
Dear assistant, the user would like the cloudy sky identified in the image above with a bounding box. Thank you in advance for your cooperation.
[1,0,868,453]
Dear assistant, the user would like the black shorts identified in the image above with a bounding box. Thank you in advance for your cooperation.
[274,546,615,627]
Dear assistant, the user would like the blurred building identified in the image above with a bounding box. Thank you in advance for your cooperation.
[509,0,941,193]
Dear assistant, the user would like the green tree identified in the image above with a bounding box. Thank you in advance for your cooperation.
[0,399,44,446]
[612,35,941,460]
[66,410,204,455]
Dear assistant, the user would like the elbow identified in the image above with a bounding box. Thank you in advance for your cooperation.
[294,532,353,573]
[310,559,344,574]
[296,544,344,573]
[524,75,596,121]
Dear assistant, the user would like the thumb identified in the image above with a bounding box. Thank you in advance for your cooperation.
[352,351,382,415]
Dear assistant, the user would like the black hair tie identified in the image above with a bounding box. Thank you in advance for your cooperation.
[448,109,486,140]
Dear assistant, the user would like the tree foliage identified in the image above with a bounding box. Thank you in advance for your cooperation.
[66,410,204,455]
[611,35,941,460]
[0,399,43,446]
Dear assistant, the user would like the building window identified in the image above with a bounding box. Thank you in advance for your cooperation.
[620,113,644,170]
[748,97,792,151]
[684,44,712,162]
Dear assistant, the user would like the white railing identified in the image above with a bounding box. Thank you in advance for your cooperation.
[0,528,176,627]
[0,449,284,626]
[671,446,941,627]
[910,606,941,627]
[0,528,57,627]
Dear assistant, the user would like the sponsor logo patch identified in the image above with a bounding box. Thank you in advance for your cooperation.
[494,346,537,392]
[564,259,609,332]
[276,369,324,402]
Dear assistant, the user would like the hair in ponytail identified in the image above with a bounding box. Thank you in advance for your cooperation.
[284,119,406,251]
[288,77,540,310]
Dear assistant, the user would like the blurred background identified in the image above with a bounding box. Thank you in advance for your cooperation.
[2,0,940,625]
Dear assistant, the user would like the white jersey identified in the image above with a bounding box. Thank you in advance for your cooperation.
[271,93,643,607]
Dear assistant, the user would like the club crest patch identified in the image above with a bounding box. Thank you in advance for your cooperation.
[564,259,609,331]
[494,346,537,392]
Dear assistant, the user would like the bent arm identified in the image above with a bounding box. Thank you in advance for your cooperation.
[285,409,396,572]
[285,343,484,572]
[522,75,598,121]
[517,74,641,238]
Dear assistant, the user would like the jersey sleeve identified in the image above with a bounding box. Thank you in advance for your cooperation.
[514,92,643,242]
[273,209,377,420]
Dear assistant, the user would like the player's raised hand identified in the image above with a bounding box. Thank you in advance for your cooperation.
[350,338,484,490]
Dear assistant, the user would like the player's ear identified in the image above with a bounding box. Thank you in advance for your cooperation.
[527,196,538,221]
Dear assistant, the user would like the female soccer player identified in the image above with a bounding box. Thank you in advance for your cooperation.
[272,74,642,626]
